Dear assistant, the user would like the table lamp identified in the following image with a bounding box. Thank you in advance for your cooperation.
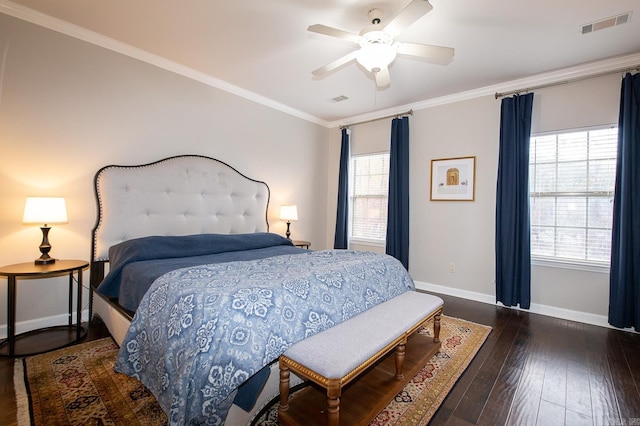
[22,197,68,264]
[279,205,298,240]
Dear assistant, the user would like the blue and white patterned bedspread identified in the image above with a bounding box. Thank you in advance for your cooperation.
[115,249,414,425]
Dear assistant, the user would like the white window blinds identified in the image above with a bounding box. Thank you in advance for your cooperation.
[530,126,617,264]
[350,153,390,241]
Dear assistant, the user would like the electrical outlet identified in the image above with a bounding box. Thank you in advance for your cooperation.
[448,262,456,273]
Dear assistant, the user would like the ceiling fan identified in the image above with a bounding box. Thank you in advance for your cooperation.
[308,0,454,89]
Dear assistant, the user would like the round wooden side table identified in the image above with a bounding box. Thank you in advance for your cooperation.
[0,259,89,357]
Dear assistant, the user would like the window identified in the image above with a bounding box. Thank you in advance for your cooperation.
[529,126,617,267]
[350,153,390,242]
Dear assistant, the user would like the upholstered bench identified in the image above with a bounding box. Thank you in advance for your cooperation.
[278,291,444,426]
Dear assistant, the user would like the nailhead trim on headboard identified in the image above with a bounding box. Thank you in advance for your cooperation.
[91,155,270,262]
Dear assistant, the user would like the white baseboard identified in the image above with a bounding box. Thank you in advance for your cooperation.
[414,280,636,332]
[0,310,90,339]
[415,281,496,306]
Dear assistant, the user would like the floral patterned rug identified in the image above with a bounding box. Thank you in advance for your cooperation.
[18,337,166,426]
[16,315,490,426]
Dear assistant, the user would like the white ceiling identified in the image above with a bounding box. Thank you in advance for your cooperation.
[2,0,640,126]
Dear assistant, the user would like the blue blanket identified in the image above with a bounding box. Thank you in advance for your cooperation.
[97,233,298,311]
[115,249,414,425]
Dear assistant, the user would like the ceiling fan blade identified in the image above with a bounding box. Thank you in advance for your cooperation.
[374,67,391,88]
[383,0,433,37]
[308,24,361,44]
[396,42,454,64]
[312,50,359,76]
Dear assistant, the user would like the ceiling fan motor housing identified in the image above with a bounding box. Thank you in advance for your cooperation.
[368,8,384,24]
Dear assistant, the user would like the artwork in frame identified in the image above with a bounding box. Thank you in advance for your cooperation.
[430,156,476,201]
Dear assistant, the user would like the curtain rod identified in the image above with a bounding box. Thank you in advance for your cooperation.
[339,109,413,129]
[494,65,640,99]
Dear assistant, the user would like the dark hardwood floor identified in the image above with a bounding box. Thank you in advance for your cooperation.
[429,293,640,426]
[1,292,638,425]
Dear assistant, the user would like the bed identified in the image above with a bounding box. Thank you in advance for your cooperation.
[89,155,416,425]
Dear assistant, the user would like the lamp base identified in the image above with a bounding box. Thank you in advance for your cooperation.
[35,256,56,265]
[35,226,56,265]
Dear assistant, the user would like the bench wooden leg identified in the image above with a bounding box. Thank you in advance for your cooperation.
[395,339,406,379]
[326,379,341,426]
[279,361,290,412]
[433,312,441,343]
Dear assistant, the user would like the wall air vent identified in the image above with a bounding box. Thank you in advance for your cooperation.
[581,11,632,34]
[331,95,349,103]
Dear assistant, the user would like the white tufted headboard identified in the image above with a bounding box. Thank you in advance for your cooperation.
[91,155,270,263]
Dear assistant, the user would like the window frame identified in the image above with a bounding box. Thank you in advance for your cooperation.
[529,124,617,273]
[348,151,390,247]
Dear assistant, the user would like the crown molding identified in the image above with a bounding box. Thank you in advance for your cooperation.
[330,52,640,128]
[0,1,330,127]
[2,1,637,130]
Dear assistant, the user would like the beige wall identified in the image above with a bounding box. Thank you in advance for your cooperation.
[410,95,500,296]
[325,74,622,326]
[0,14,329,334]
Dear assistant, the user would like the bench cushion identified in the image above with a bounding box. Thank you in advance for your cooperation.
[282,291,443,379]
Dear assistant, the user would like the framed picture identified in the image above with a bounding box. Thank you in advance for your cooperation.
[430,156,476,201]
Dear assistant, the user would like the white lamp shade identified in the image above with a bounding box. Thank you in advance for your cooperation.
[22,197,68,225]
[280,205,298,221]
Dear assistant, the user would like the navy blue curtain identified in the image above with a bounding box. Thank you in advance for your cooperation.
[495,93,534,309]
[334,128,350,249]
[609,72,640,330]
[386,116,410,269]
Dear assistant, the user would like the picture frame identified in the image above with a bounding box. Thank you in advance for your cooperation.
[430,156,476,201]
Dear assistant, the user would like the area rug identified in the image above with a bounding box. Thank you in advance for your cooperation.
[16,316,490,426]
[17,338,167,426]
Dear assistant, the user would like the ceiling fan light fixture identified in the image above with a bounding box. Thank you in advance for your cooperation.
[356,31,397,72]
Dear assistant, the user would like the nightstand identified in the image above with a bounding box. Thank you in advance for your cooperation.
[293,240,311,249]
[0,259,89,357]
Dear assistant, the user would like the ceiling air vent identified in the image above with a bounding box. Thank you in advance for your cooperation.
[331,95,349,103]
[581,11,632,34]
